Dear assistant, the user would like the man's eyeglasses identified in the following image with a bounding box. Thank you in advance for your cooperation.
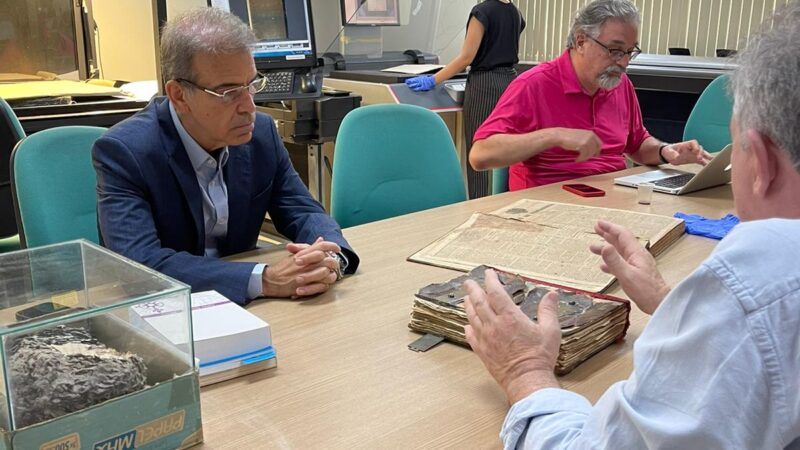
[176,75,268,103]
[588,36,642,61]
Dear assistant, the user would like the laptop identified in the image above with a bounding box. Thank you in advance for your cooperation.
[614,144,732,195]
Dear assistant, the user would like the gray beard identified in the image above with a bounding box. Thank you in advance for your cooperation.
[598,66,624,89]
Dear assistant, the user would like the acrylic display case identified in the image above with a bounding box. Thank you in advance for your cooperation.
[0,240,202,449]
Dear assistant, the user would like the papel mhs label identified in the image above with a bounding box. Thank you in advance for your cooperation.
[40,433,80,450]
[92,410,185,450]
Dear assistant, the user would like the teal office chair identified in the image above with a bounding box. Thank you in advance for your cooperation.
[492,167,508,195]
[682,75,734,153]
[0,98,25,253]
[331,104,467,228]
[11,126,106,248]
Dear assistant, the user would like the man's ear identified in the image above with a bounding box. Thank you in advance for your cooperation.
[575,33,587,52]
[746,128,778,197]
[165,80,189,113]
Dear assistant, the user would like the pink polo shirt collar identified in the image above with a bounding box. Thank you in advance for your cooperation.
[558,50,586,95]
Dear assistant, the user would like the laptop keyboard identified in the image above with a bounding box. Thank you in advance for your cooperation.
[653,173,695,188]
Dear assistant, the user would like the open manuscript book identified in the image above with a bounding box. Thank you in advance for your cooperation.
[409,199,685,293]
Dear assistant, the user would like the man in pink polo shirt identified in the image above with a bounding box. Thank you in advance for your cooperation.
[470,0,712,191]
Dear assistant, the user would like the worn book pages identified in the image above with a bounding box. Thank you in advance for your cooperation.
[408,199,684,292]
[408,266,630,375]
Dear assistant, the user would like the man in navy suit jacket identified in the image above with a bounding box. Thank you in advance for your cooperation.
[93,8,358,305]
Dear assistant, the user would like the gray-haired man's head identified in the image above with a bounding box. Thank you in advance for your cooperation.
[161,8,260,152]
[160,8,256,83]
[566,0,641,49]
[729,2,800,171]
[568,0,641,91]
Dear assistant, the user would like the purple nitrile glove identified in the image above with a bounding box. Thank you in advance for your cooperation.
[405,75,436,92]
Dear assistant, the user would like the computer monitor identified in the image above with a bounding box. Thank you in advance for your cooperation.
[210,0,317,71]
[340,0,401,26]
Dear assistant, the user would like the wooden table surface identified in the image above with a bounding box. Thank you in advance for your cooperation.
[198,167,734,449]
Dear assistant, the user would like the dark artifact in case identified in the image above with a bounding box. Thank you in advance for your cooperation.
[8,325,148,428]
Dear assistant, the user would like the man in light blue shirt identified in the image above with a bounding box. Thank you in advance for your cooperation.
[168,102,271,300]
[462,2,800,448]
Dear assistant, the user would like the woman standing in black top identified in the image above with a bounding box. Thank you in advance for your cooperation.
[406,0,525,198]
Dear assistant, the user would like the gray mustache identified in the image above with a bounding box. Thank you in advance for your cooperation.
[603,65,626,75]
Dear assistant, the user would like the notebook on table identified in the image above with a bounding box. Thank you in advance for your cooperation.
[614,144,732,195]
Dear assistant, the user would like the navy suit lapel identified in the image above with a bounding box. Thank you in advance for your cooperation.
[221,143,253,255]
[156,100,205,253]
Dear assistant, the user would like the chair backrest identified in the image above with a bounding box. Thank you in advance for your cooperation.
[0,98,25,239]
[11,126,106,248]
[492,167,508,195]
[331,104,466,228]
[682,75,733,153]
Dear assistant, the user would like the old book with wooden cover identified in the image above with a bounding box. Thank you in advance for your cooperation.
[409,199,685,293]
[408,266,630,375]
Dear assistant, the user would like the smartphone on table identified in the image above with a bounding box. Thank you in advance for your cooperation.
[562,183,605,197]
[15,302,77,322]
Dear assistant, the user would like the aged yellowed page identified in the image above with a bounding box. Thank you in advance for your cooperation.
[408,199,684,292]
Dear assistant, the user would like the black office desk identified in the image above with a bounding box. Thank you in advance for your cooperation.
[12,98,148,135]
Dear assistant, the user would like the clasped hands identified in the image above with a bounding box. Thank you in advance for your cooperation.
[261,237,343,299]
[464,220,671,404]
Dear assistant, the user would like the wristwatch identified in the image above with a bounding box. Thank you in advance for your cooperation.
[326,251,345,281]
[658,143,671,165]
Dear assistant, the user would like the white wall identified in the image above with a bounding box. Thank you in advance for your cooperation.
[317,0,474,62]
[93,0,471,81]
[93,0,205,82]
[93,0,156,81]
[311,0,341,54]
[167,0,207,18]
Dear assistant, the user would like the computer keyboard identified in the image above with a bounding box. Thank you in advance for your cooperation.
[263,71,294,93]
[653,173,695,188]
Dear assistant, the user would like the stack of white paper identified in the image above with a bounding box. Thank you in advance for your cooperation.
[380,64,444,75]
[131,290,276,385]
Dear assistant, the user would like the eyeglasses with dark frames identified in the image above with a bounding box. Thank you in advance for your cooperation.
[176,75,268,103]
[587,36,642,61]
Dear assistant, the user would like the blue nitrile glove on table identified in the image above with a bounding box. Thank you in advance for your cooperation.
[405,75,436,92]
[673,213,740,240]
